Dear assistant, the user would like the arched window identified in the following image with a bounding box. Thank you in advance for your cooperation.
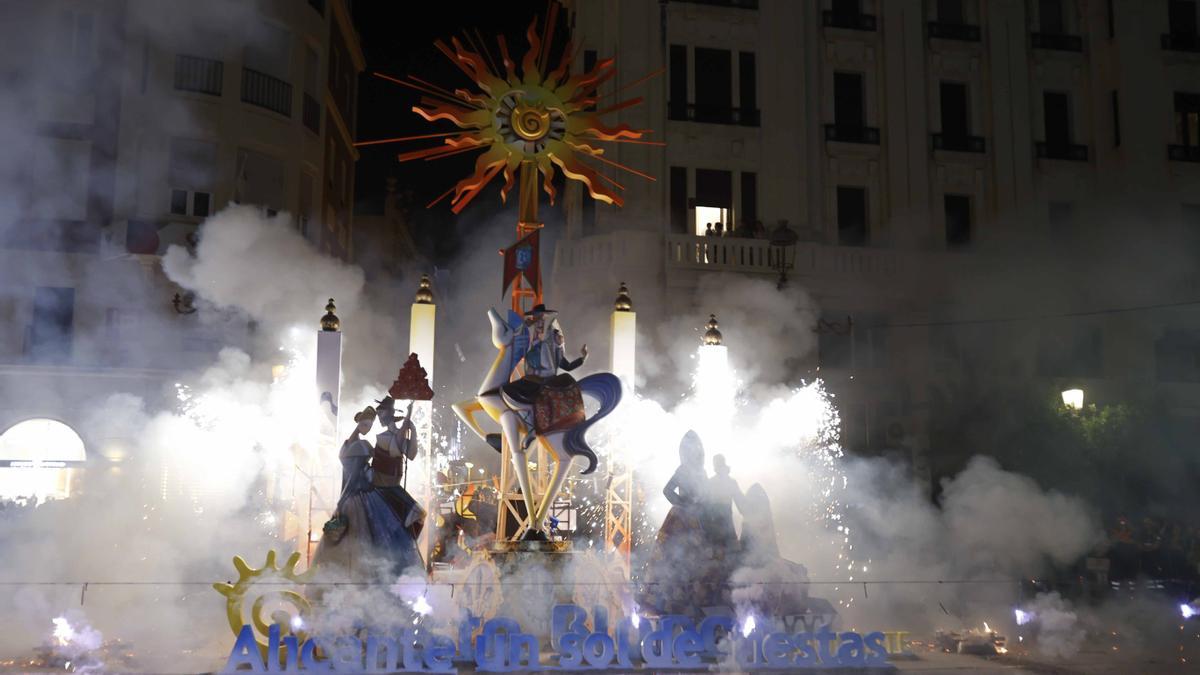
[0,418,87,503]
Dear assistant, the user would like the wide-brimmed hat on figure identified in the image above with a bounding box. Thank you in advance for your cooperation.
[523,303,557,318]
[353,406,377,423]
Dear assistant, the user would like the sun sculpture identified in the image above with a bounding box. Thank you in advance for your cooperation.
[363,5,660,214]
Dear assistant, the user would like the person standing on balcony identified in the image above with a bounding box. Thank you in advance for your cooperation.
[704,222,715,237]
[714,221,725,237]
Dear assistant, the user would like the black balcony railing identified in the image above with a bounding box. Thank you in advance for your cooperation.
[823,10,877,32]
[174,55,223,96]
[675,0,759,9]
[932,133,986,153]
[1169,144,1200,162]
[928,21,982,42]
[1036,142,1089,161]
[1031,32,1083,52]
[302,93,320,133]
[825,123,880,145]
[241,68,292,117]
[668,102,760,127]
[1162,32,1200,52]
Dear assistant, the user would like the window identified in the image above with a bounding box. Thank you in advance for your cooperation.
[832,0,861,21]
[581,183,596,236]
[57,10,94,64]
[738,51,757,117]
[818,313,853,369]
[741,171,757,228]
[693,48,732,113]
[1111,90,1121,147]
[695,168,732,234]
[669,44,687,119]
[168,138,217,218]
[1170,0,1198,36]
[174,54,224,96]
[944,194,971,247]
[302,45,320,134]
[670,167,688,234]
[837,186,868,246]
[1175,92,1200,147]
[1043,91,1072,146]
[235,147,285,212]
[583,50,597,111]
[244,20,291,81]
[1039,0,1065,34]
[298,171,314,238]
[29,287,74,362]
[938,0,965,24]
[940,82,969,139]
[834,72,865,128]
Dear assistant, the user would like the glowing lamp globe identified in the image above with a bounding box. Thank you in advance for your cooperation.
[1061,388,1084,410]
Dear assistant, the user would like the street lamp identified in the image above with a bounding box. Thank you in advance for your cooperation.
[768,219,799,290]
[1061,388,1084,411]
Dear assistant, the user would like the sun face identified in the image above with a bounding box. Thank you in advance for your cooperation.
[364,7,662,214]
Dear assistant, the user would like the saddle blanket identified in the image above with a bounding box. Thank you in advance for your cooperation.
[535,383,585,433]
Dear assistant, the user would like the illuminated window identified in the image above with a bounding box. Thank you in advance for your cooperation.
[0,418,86,503]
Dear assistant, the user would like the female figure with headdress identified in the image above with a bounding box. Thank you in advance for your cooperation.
[639,430,712,614]
[314,399,424,578]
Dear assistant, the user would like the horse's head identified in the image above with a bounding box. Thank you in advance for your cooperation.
[487,308,513,349]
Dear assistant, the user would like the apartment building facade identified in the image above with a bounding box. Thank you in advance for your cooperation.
[0,0,363,498]
[552,0,1200,484]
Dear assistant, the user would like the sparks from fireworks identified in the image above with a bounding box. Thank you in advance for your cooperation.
[585,342,858,606]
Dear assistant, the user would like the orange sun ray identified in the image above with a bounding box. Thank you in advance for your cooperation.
[354,131,470,147]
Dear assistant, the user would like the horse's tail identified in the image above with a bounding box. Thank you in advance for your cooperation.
[564,373,623,475]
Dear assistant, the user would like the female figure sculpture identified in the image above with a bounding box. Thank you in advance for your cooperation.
[639,430,714,614]
[314,400,424,578]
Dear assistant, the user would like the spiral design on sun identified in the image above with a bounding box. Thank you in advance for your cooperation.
[213,550,315,650]
[494,91,566,155]
[513,105,550,141]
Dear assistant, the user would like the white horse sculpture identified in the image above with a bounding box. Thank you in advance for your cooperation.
[452,308,621,539]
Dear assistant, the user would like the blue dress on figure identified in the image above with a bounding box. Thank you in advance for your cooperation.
[314,428,425,579]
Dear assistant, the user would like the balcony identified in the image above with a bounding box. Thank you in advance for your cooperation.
[664,234,909,278]
[241,67,292,117]
[1162,33,1200,53]
[668,102,760,127]
[1035,142,1089,161]
[675,0,758,8]
[928,22,981,42]
[302,93,320,134]
[1031,32,1083,52]
[825,124,880,145]
[823,10,877,31]
[932,133,986,153]
[174,55,223,96]
[1169,145,1200,162]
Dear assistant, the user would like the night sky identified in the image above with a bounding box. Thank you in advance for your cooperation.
[352,1,572,264]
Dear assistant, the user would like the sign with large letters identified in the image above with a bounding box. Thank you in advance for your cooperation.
[223,604,889,672]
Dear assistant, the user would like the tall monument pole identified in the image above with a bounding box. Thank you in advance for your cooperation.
[312,299,343,564]
[605,283,636,573]
[409,276,437,569]
[496,160,550,542]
